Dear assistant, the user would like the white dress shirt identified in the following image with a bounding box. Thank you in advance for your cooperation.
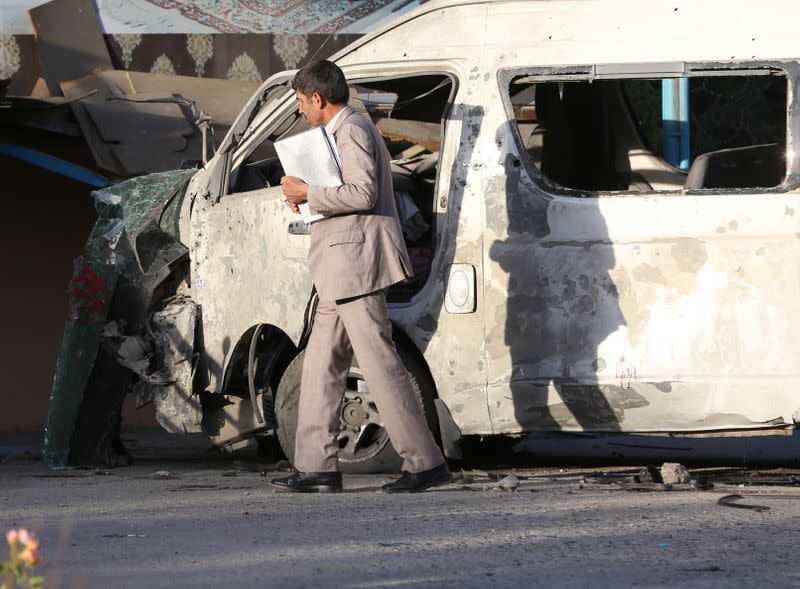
[324,107,345,168]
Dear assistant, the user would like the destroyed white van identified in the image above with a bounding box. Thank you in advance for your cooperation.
[46,0,800,470]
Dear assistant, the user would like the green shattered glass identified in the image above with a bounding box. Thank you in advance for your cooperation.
[91,169,196,235]
[44,169,196,468]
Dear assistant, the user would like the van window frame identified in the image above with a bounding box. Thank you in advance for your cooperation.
[343,70,460,308]
[497,61,800,197]
[221,67,460,308]
[226,70,458,194]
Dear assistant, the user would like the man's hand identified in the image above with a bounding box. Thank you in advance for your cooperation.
[280,176,308,214]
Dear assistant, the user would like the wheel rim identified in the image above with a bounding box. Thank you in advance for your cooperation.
[337,367,390,463]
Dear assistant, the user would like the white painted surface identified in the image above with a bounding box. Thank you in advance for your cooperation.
[336,0,800,66]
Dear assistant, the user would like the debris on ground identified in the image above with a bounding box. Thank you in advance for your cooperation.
[690,478,715,490]
[232,460,261,473]
[274,460,293,472]
[706,470,800,487]
[637,465,663,483]
[581,463,712,492]
[661,462,692,484]
[498,475,520,491]
[576,464,800,511]
[621,482,675,492]
[451,472,476,485]
[717,494,770,512]
[152,470,174,479]
[712,484,800,513]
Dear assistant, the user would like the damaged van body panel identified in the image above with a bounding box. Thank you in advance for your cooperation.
[326,0,800,436]
[189,185,312,394]
[380,97,491,435]
[49,0,800,468]
[484,185,800,434]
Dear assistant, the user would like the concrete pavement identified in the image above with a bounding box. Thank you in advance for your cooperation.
[1,433,799,588]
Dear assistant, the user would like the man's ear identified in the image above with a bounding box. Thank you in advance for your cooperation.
[312,92,326,109]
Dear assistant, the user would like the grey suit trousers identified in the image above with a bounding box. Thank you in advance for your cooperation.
[293,290,445,473]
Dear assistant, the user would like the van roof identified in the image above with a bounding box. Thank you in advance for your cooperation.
[334,0,799,68]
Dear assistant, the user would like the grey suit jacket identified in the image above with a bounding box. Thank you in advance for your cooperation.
[306,107,412,302]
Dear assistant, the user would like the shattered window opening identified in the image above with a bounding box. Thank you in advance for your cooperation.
[232,81,294,151]
[505,67,789,194]
[228,73,456,302]
[355,78,453,112]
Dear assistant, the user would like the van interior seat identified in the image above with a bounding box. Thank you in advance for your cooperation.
[684,143,785,190]
[391,150,438,227]
[627,149,686,192]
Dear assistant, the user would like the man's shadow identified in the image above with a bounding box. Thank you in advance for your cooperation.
[488,115,648,434]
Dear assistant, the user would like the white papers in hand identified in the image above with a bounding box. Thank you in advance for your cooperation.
[275,126,342,225]
[298,203,324,224]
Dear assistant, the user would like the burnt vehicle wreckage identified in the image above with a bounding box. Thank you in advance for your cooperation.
[45,0,800,470]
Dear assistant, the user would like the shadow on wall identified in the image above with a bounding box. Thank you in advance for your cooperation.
[489,122,641,434]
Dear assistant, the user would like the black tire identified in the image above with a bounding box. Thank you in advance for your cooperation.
[274,344,439,474]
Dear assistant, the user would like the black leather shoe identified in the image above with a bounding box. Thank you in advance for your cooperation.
[270,471,342,493]
[381,463,452,493]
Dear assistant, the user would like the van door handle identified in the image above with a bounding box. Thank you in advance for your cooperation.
[288,220,310,235]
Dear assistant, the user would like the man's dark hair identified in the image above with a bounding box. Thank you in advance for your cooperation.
[292,59,349,105]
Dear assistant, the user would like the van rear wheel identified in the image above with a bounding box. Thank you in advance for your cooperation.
[274,345,438,474]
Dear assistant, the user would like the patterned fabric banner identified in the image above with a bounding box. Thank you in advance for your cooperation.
[1,0,419,34]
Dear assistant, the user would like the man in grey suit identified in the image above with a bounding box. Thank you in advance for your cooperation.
[272,60,450,493]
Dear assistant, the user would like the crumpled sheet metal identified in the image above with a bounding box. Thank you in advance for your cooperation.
[102,321,174,385]
[45,169,197,468]
[134,297,201,434]
[44,219,127,468]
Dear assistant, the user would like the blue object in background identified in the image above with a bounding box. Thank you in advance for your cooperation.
[661,78,690,170]
[0,140,112,188]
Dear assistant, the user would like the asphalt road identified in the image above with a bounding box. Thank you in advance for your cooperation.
[2,433,799,589]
